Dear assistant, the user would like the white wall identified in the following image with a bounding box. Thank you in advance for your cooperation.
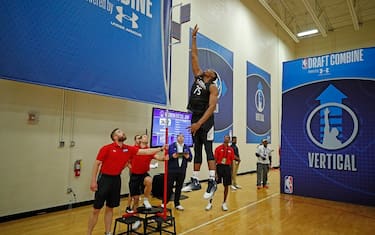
[0,79,160,216]
[0,0,296,217]
[295,20,375,58]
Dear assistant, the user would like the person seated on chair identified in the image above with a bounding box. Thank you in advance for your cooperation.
[129,134,166,210]
[128,134,165,229]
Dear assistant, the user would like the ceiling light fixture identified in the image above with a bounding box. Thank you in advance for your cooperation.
[297,29,319,37]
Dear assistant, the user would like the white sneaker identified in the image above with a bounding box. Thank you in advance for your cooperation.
[149,162,158,169]
[175,205,184,211]
[143,199,152,209]
[235,184,242,189]
[131,220,141,230]
[231,185,237,190]
[181,184,193,192]
[222,202,228,211]
[205,202,212,211]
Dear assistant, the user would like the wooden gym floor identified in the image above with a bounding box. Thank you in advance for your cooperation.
[1,169,374,234]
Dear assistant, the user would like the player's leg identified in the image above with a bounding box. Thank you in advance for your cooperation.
[263,164,269,188]
[222,165,231,211]
[192,130,203,187]
[143,175,153,208]
[256,162,262,189]
[129,174,142,211]
[231,161,241,189]
[88,174,109,235]
[182,132,203,192]
[103,207,114,234]
[203,127,217,199]
[105,176,121,234]
[87,207,101,235]
[126,171,133,213]
[174,172,185,210]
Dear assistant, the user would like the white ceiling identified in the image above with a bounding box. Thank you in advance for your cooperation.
[256,0,375,42]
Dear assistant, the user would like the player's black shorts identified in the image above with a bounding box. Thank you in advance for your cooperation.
[93,174,121,209]
[193,126,215,163]
[216,164,232,186]
[129,173,150,196]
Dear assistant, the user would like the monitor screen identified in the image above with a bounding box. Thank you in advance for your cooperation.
[150,107,193,147]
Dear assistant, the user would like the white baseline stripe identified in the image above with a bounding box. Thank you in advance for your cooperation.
[179,192,280,235]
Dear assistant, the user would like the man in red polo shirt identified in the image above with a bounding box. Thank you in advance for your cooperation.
[129,134,165,230]
[87,128,165,235]
[205,135,239,212]
[125,134,142,214]
[129,134,165,211]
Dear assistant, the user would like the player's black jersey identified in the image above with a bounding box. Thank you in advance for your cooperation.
[187,75,215,130]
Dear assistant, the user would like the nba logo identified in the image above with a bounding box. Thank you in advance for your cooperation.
[302,58,308,69]
[284,176,293,194]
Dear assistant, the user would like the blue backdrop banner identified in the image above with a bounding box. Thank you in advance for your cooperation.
[281,47,375,206]
[188,30,233,142]
[0,0,171,105]
[246,61,271,143]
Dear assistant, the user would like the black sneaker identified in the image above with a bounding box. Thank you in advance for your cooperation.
[203,179,217,199]
[182,177,201,192]
[191,177,202,190]
[126,206,134,213]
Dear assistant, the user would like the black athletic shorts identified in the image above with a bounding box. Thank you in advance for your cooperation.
[129,173,150,196]
[216,164,232,186]
[193,126,215,163]
[93,174,121,209]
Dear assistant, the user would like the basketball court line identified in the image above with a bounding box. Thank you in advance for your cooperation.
[179,192,280,235]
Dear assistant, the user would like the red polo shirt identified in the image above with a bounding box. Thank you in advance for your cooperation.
[96,142,138,175]
[130,146,155,174]
[214,144,235,165]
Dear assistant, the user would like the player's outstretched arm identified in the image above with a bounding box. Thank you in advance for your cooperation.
[191,24,203,77]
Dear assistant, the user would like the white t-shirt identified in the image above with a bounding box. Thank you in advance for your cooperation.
[176,142,184,167]
[256,144,272,164]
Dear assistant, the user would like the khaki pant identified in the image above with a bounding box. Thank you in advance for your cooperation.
[231,161,240,186]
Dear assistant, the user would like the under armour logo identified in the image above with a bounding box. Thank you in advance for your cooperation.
[115,6,139,29]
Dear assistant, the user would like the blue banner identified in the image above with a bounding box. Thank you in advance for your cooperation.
[281,47,375,206]
[188,30,233,142]
[246,62,271,143]
[0,0,171,105]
